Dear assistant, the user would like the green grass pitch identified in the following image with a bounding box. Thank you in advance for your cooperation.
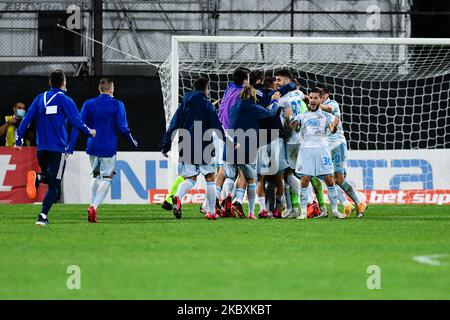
[1,204,449,299]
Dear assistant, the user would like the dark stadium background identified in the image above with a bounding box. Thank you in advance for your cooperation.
[1,0,449,151]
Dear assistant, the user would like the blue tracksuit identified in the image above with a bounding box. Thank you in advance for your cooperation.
[161,90,225,165]
[16,88,92,152]
[227,98,280,164]
[67,94,137,157]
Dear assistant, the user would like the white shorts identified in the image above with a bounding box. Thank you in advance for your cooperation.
[90,155,116,177]
[257,138,288,175]
[296,147,333,177]
[286,143,300,170]
[225,163,257,180]
[330,142,347,174]
[182,164,215,177]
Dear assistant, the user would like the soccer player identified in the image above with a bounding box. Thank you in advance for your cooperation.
[315,83,367,218]
[15,69,96,226]
[216,68,249,217]
[67,78,138,223]
[286,88,347,220]
[225,86,281,219]
[161,78,226,220]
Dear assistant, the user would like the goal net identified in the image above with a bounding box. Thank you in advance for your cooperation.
[158,36,450,188]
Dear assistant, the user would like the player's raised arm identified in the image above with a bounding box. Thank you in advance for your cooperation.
[328,115,340,134]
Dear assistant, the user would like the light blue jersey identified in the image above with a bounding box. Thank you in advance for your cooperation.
[279,89,306,144]
[324,98,346,150]
[294,109,336,149]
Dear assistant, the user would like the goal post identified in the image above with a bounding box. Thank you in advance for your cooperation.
[159,35,450,187]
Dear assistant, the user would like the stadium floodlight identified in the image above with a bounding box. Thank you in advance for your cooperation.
[159,35,450,184]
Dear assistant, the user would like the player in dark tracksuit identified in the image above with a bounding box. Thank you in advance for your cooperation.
[15,70,95,226]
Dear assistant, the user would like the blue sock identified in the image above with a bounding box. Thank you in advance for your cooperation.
[41,178,61,215]
[235,188,245,203]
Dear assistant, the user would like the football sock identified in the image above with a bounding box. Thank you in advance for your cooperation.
[90,176,101,205]
[165,175,185,204]
[215,185,222,199]
[311,177,325,207]
[300,187,308,214]
[291,189,299,208]
[206,181,216,214]
[327,185,339,212]
[339,180,361,205]
[93,178,112,209]
[247,183,256,214]
[257,196,266,211]
[235,188,245,204]
[336,185,350,206]
[176,178,196,199]
[284,184,292,211]
[223,177,235,198]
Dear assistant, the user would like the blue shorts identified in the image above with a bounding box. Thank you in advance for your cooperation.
[182,164,215,177]
[225,163,257,180]
[330,142,347,174]
[90,155,116,177]
[297,146,333,177]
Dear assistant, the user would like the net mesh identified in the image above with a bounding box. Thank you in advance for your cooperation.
[159,40,450,153]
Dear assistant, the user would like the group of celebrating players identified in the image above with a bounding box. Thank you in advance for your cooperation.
[160,68,368,220]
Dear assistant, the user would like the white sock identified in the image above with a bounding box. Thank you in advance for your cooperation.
[206,181,216,214]
[286,175,300,195]
[336,185,350,206]
[247,183,256,214]
[176,179,196,200]
[223,178,234,197]
[307,184,315,204]
[300,187,308,214]
[327,185,339,212]
[235,188,245,203]
[257,196,266,211]
[215,185,222,200]
[90,176,101,205]
[93,178,112,209]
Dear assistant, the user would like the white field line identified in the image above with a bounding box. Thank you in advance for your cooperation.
[413,254,449,266]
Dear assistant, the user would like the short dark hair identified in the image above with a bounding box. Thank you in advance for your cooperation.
[275,69,293,80]
[315,83,330,94]
[49,69,65,88]
[99,77,114,92]
[249,70,265,86]
[309,87,323,97]
[194,77,209,91]
[263,76,275,89]
[232,68,249,86]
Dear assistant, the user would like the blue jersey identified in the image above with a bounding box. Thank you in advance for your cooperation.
[161,90,226,165]
[16,88,92,153]
[68,94,137,157]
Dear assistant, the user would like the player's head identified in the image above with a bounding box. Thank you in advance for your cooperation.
[263,76,276,90]
[194,77,209,96]
[308,88,323,112]
[232,68,250,87]
[274,69,293,88]
[13,102,26,119]
[249,70,265,86]
[99,77,114,96]
[239,85,257,102]
[49,69,66,89]
[315,83,330,102]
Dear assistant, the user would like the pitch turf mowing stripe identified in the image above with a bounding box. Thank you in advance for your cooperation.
[0,204,449,299]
